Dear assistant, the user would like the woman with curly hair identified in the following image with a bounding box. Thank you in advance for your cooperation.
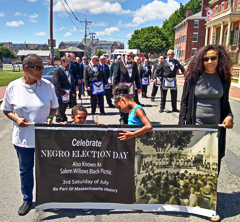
[178,45,233,171]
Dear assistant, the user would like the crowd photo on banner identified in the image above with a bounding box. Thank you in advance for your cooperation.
[0,39,234,221]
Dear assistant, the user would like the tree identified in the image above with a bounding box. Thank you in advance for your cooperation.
[0,46,14,59]
[95,49,106,58]
[128,26,170,58]
[137,130,194,152]
[54,49,60,60]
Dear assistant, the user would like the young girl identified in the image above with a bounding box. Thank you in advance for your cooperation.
[113,84,153,141]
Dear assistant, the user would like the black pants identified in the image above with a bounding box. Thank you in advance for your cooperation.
[134,89,140,104]
[160,88,177,110]
[69,92,77,108]
[151,83,159,98]
[90,90,104,114]
[56,99,68,122]
[142,85,148,96]
[105,88,113,106]
[110,85,113,98]
[78,82,82,99]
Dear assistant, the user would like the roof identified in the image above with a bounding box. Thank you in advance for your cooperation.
[59,47,84,52]
[17,50,50,56]
[175,11,206,28]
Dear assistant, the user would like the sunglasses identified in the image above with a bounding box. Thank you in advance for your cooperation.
[126,55,133,57]
[203,55,218,62]
[28,65,44,71]
[168,54,175,56]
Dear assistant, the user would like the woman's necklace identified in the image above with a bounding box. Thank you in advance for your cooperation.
[204,73,216,86]
[22,77,37,94]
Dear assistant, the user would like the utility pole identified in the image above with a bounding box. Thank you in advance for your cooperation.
[89,32,96,57]
[80,19,92,57]
[50,0,54,65]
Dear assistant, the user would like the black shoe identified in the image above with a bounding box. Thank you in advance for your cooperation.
[108,104,115,108]
[172,109,180,112]
[91,112,95,115]
[120,120,125,125]
[18,202,32,216]
[159,108,164,113]
[151,98,154,102]
[100,112,106,115]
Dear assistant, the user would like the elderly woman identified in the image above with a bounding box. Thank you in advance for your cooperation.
[179,44,233,173]
[1,54,58,216]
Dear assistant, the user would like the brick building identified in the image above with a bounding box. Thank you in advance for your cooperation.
[174,2,207,62]
[205,0,240,64]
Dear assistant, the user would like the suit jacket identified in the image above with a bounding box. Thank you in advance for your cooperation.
[69,61,78,83]
[79,62,88,80]
[84,64,107,88]
[52,67,76,99]
[102,63,110,79]
[152,62,160,79]
[154,59,185,79]
[109,61,116,77]
[113,60,141,89]
[139,64,151,78]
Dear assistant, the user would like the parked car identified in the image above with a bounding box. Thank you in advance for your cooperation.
[42,65,55,82]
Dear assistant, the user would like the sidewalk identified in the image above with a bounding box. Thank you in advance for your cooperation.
[177,80,240,102]
[0,81,239,102]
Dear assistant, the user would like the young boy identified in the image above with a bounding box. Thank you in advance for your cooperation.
[61,105,87,125]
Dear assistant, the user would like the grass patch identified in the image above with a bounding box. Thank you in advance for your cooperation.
[0,70,24,87]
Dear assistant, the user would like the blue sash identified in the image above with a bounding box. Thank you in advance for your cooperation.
[141,77,149,86]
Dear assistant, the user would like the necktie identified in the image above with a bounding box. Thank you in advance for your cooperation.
[169,60,173,62]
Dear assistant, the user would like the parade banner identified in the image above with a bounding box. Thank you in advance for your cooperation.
[35,125,219,219]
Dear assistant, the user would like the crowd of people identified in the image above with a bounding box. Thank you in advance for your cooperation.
[0,44,234,216]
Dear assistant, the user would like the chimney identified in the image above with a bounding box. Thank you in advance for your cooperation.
[201,0,209,17]
[186,10,193,18]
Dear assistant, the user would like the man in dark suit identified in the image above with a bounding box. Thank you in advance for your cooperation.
[75,57,83,99]
[84,55,107,115]
[66,52,78,107]
[80,56,88,96]
[154,50,186,113]
[53,56,76,122]
[113,50,141,124]
[151,56,164,102]
[100,55,115,108]
[139,58,151,98]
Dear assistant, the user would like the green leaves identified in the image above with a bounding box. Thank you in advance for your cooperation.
[0,46,15,59]
[128,0,202,53]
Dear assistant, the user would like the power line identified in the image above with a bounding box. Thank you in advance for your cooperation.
[69,0,84,20]
[63,0,80,21]
[77,0,87,20]
[60,0,82,32]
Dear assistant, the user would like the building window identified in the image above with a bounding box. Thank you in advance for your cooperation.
[184,35,186,43]
[192,48,197,56]
[233,27,239,45]
[215,5,218,13]
[182,49,185,58]
[231,0,234,7]
[221,2,225,11]
[182,35,184,43]
[193,33,198,42]
[194,20,199,28]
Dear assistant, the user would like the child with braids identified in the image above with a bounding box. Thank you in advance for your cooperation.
[113,84,152,141]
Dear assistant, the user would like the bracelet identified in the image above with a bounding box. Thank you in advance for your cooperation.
[48,115,54,119]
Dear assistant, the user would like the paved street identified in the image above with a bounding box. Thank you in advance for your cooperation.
[0,84,239,222]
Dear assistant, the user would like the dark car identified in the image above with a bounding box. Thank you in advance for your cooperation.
[42,65,56,82]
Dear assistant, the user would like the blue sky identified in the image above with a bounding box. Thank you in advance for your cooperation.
[0,0,189,48]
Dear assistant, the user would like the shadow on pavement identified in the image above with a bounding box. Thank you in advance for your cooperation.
[217,192,240,220]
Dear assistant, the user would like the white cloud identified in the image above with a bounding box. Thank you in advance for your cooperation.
[14,12,27,17]
[6,20,24,27]
[0,12,5,17]
[30,19,37,23]
[29,13,39,19]
[119,0,180,28]
[53,0,131,15]
[59,26,65,31]
[64,32,72,37]
[69,26,78,32]
[96,27,119,36]
[92,22,107,27]
[28,0,37,2]
[126,33,132,38]
[35,32,46,36]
